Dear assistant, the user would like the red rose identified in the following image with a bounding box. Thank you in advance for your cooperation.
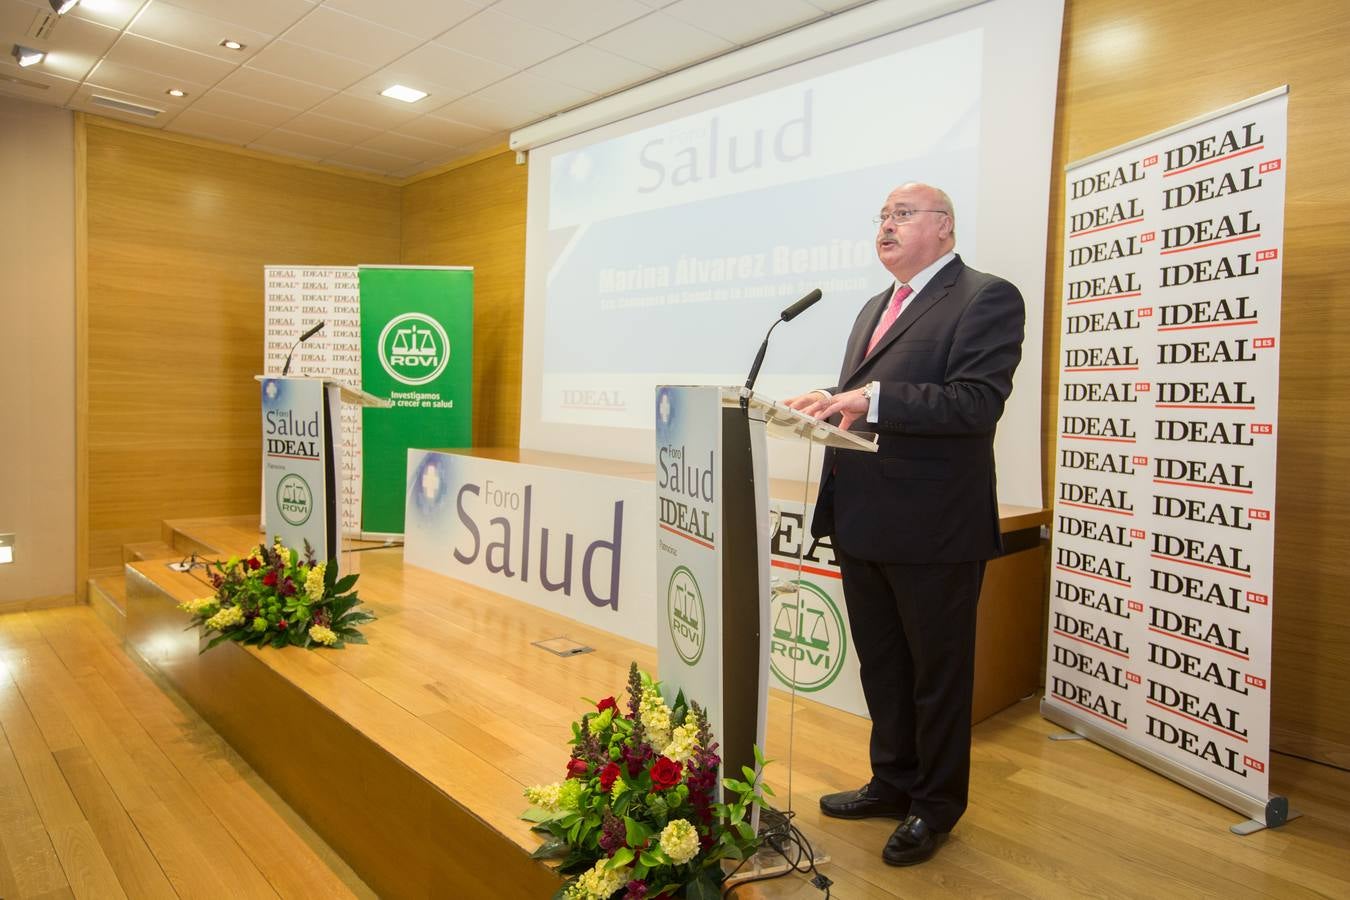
[262,570,278,587]
[277,620,288,631]
[248,556,262,570]
[566,758,589,779]
[598,762,621,792]
[649,756,682,790]
[597,696,618,715]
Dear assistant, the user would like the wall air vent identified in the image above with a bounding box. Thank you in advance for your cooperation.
[30,11,58,40]
[0,72,49,90]
[90,94,163,117]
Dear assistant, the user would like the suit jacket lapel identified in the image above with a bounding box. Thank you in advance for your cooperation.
[845,256,964,383]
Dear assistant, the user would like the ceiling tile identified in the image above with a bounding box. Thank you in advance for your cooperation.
[24,9,121,56]
[490,0,650,43]
[68,0,146,31]
[467,70,592,122]
[663,0,822,45]
[396,112,493,146]
[0,59,79,105]
[84,58,206,104]
[103,33,236,82]
[129,2,272,63]
[426,91,520,131]
[249,127,347,160]
[157,0,316,36]
[322,0,480,41]
[525,42,657,95]
[167,106,272,143]
[280,6,420,67]
[0,1,45,37]
[36,47,100,81]
[312,90,422,130]
[71,82,180,126]
[323,143,417,173]
[349,42,511,104]
[246,39,377,89]
[392,159,444,179]
[214,65,332,109]
[186,87,303,127]
[589,10,732,70]
[434,7,577,71]
[282,109,381,144]
[358,129,452,162]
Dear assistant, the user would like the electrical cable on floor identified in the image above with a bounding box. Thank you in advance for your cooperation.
[723,807,833,898]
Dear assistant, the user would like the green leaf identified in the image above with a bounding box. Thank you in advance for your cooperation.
[736,821,755,842]
[638,850,663,868]
[686,871,722,900]
[742,765,756,783]
[624,817,651,848]
[333,573,359,594]
[608,847,635,868]
[520,807,553,823]
[529,837,570,860]
[343,631,368,645]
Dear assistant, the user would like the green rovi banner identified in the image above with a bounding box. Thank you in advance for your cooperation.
[359,266,473,535]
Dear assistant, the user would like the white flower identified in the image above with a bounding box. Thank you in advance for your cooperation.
[639,684,672,749]
[308,624,338,646]
[659,818,700,865]
[204,605,244,630]
[524,782,564,811]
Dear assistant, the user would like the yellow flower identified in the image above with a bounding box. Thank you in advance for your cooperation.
[524,782,564,811]
[308,624,338,646]
[204,606,244,631]
[662,721,700,763]
[659,818,700,865]
[178,596,217,617]
[305,563,326,600]
[639,684,672,749]
[564,859,631,900]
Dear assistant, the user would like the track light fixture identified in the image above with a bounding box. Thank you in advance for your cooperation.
[49,0,80,14]
[12,44,45,67]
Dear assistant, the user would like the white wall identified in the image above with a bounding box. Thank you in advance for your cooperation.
[0,96,75,604]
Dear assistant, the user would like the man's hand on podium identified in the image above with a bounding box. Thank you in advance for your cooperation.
[784,387,870,429]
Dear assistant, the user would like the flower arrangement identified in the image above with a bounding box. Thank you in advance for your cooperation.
[523,664,771,899]
[178,539,374,651]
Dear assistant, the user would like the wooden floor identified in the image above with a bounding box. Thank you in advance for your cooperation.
[0,604,374,900]
[3,513,1349,898]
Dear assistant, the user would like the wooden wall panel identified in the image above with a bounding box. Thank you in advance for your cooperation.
[400,152,526,449]
[83,119,400,574]
[1042,0,1350,766]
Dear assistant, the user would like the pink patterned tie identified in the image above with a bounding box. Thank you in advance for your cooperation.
[866,284,913,356]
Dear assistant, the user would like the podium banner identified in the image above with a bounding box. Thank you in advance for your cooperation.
[360,266,474,535]
[1045,88,1287,820]
[261,377,340,561]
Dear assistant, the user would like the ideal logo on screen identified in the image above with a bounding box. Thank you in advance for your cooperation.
[769,580,847,693]
[378,313,450,385]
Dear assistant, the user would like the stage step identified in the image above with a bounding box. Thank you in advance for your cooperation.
[123,539,178,564]
[88,574,127,639]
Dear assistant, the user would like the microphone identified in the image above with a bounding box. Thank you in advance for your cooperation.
[281,321,325,376]
[742,288,823,404]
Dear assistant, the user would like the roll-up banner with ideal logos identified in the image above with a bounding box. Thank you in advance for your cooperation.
[261,377,341,562]
[1045,88,1287,825]
[360,266,474,536]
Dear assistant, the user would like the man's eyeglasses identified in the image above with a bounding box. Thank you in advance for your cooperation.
[873,208,950,224]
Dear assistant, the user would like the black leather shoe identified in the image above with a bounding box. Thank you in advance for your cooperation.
[883,815,943,866]
[819,785,908,820]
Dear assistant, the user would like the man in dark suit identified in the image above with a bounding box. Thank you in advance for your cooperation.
[784,182,1024,866]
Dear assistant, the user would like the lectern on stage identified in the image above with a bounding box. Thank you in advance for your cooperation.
[257,376,388,565]
[654,386,876,792]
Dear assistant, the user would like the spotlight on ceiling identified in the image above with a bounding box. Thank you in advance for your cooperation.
[49,0,80,14]
[219,39,245,51]
[12,44,46,67]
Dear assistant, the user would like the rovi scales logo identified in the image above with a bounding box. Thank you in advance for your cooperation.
[378,313,450,386]
[276,473,313,526]
[770,579,847,692]
[666,565,705,666]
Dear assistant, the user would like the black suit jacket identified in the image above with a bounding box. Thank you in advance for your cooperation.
[811,254,1024,564]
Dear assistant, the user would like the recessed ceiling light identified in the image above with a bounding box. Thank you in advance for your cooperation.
[380,84,428,103]
[219,39,246,51]
[166,88,187,97]
[11,45,45,68]
[50,0,80,13]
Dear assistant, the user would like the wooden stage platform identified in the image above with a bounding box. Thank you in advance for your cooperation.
[116,515,1350,899]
